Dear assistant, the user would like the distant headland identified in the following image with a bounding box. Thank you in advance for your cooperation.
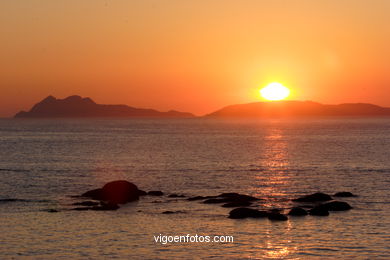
[14,95,195,118]
[14,95,390,118]
[205,101,390,117]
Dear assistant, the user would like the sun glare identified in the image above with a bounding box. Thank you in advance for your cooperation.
[260,83,290,101]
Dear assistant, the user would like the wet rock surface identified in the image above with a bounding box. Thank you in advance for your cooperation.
[288,207,308,216]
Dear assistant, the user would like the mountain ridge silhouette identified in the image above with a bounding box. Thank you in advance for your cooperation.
[205,100,390,117]
[14,96,390,118]
[14,95,195,118]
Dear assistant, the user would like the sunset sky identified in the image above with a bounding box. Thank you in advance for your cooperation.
[1,0,389,117]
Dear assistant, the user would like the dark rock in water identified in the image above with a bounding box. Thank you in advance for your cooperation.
[218,193,241,198]
[334,192,356,197]
[203,198,231,204]
[71,202,120,211]
[81,188,103,200]
[101,180,139,204]
[46,209,59,213]
[206,194,260,204]
[137,189,147,196]
[187,196,209,201]
[268,208,282,213]
[72,207,91,211]
[168,194,186,198]
[188,195,218,201]
[72,201,100,206]
[162,211,175,214]
[223,194,259,201]
[321,201,353,211]
[309,206,329,216]
[81,180,139,204]
[92,202,120,211]
[233,194,260,202]
[189,193,259,204]
[300,205,314,209]
[292,192,332,203]
[0,198,28,203]
[222,201,252,208]
[288,207,308,216]
[268,213,288,221]
[228,208,268,219]
[162,210,184,214]
[147,191,164,196]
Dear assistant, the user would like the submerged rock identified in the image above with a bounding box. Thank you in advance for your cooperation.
[218,193,241,198]
[71,201,120,211]
[203,198,231,204]
[222,201,252,208]
[162,211,175,214]
[72,201,100,206]
[137,189,147,196]
[268,213,288,221]
[218,193,260,202]
[162,210,184,214]
[92,202,120,211]
[187,196,211,201]
[334,192,356,197]
[81,188,103,200]
[228,208,268,219]
[72,207,90,211]
[321,201,353,211]
[168,194,186,198]
[147,191,164,196]
[292,192,332,203]
[309,206,329,216]
[288,207,308,216]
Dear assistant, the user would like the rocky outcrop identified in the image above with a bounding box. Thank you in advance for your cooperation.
[228,208,268,219]
[309,206,329,216]
[267,213,288,221]
[81,180,140,204]
[222,201,252,208]
[292,192,332,203]
[318,201,353,211]
[147,191,164,196]
[334,192,356,197]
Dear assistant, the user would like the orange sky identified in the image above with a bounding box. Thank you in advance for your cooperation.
[1,0,389,117]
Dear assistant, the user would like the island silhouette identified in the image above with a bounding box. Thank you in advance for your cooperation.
[14,95,390,118]
[205,101,390,117]
[14,95,194,118]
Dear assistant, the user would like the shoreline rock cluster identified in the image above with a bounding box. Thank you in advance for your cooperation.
[72,180,163,211]
[67,180,356,221]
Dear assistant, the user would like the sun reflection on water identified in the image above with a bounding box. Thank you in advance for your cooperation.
[264,243,298,259]
[251,125,292,207]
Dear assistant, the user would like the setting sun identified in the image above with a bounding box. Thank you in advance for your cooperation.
[260,83,290,101]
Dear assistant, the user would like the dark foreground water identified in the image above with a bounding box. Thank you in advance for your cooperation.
[0,118,389,259]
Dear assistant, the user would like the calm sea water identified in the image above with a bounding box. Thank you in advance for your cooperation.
[0,118,389,259]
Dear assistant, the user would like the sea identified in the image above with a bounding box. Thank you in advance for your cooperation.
[0,117,389,259]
